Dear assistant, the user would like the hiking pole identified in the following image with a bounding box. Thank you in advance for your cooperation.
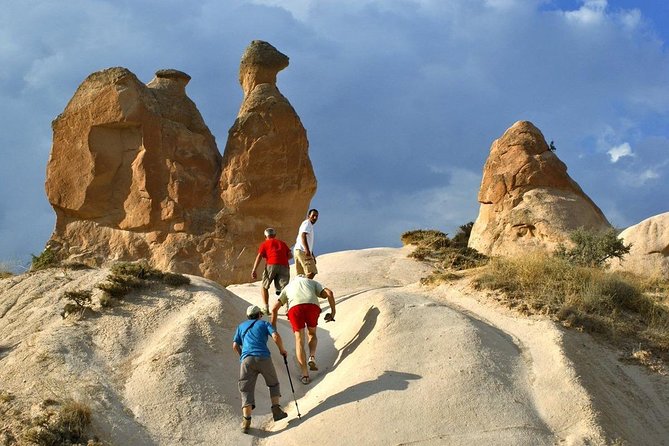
[283,355,302,419]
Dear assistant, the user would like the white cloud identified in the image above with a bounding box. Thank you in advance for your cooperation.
[246,0,312,21]
[639,168,660,181]
[619,168,661,188]
[564,0,607,25]
[607,142,633,163]
[619,8,641,32]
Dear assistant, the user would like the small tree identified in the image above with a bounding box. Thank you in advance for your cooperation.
[451,222,474,248]
[554,228,631,268]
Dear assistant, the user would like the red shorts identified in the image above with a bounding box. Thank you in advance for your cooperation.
[287,304,321,332]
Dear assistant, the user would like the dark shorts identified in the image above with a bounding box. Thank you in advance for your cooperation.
[262,264,290,291]
[238,356,281,409]
[287,304,321,332]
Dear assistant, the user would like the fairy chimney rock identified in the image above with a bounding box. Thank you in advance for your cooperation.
[468,121,611,256]
[44,41,316,285]
[218,41,317,276]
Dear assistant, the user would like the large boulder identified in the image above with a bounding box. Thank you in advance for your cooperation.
[468,121,610,256]
[609,212,669,278]
[45,41,316,285]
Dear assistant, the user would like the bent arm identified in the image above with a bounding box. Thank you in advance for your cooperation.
[321,288,335,318]
[271,332,288,356]
[232,341,242,357]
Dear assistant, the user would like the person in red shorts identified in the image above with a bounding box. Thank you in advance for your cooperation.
[251,228,292,315]
[270,275,336,385]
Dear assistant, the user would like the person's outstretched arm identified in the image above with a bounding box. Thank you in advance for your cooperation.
[320,288,335,320]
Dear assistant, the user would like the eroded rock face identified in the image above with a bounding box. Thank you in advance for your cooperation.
[468,121,610,256]
[609,212,669,278]
[45,41,316,285]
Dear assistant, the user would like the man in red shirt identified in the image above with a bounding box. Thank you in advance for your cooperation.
[251,228,293,315]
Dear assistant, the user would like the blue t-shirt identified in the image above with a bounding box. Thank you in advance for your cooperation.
[233,319,276,361]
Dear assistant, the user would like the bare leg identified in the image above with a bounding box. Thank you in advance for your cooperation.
[242,405,252,417]
[261,287,269,309]
[294,329,308,377]
[307,326,318,358]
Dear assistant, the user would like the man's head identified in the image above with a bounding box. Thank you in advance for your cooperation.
[247,305,262,319]
[264,227,276,238]
[308,209,319,224]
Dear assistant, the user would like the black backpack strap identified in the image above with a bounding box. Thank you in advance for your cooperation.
[240,319,259,344]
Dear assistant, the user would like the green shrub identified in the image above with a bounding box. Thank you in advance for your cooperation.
[162,272,191,286]
[555,227,631,268]
[31,247,59,271]
[96,280,132,299]
[450,222,474,248]
[62,290,93,318]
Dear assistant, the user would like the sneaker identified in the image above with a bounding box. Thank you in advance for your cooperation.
[241,416,251,433]
[262,306,270,315]
[271,404,288,421]
[308,356,318,371]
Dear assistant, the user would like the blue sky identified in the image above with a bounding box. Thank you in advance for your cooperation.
[1,0,669,270]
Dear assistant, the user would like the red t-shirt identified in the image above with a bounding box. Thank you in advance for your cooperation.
[258,239,291,266]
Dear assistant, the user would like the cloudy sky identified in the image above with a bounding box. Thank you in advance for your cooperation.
[2,0,669,270]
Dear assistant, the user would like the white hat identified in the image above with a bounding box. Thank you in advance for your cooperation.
[246,305,262,317]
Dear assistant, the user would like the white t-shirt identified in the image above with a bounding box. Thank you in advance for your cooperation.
[295,219,315,252]
[278,276,324,308]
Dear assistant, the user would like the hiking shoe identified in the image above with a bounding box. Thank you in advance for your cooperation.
[308,356,318,371]
[271,404,288,421]
[241,416,251,433]
[262,306,270,315]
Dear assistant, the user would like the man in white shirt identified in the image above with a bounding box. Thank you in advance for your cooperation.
[270,275,336,385]
[294,209,319,279]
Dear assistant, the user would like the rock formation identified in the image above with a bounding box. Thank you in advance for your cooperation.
[609,212,669,277]
[45,40,316,285]
[468,121,610,256]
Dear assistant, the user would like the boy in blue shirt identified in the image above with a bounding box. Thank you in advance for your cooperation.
[233,305,289,433]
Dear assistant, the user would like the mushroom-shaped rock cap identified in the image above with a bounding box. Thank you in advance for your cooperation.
[238,41,289,95]
[147,69,191,95]
[240,40,289,71]
[155,69,192,82]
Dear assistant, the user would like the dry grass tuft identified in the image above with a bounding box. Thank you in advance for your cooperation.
[1,395,96,446]
[473,253,669,363]
[402,225,487,285]
[97,260,190,301]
